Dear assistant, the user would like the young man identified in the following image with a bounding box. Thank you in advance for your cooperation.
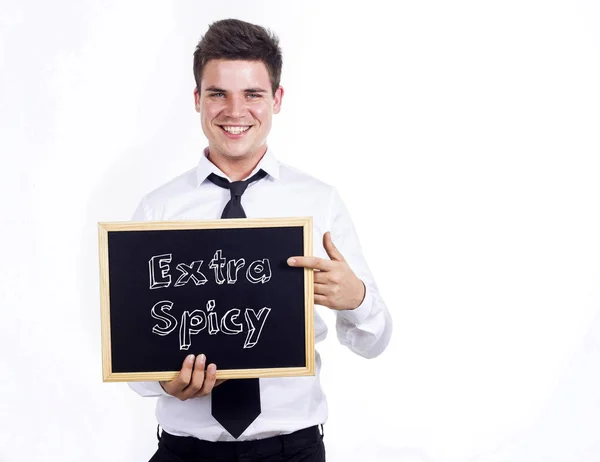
[129,18,392,462]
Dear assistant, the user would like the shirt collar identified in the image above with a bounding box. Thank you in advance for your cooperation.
[195,146,280,186]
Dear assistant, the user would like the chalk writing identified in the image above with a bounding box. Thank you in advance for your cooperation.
[149,254,172,289]
[148,250,274,350]
[151,299,271,350]
[149,250,271,289]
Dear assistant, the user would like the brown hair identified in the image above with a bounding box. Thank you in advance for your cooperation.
[193,19,283,95]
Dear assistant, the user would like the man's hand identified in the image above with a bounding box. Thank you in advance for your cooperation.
[160,354,226,401]
[287,232,366,311]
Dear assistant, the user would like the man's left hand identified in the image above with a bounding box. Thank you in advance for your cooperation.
[287,232,366,311]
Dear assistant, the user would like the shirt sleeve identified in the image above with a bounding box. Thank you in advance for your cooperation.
[131,196,151,221]
[128,380,169,397]
[127,196,170,398]
[328,188,393,359]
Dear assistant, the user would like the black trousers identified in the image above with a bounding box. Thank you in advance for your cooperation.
[149,426,326,462]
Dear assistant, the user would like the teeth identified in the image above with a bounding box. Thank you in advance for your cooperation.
[222,126,250,134]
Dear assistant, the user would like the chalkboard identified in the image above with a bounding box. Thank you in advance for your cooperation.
[98,217,314,382]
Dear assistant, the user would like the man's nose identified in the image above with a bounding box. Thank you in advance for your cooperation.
[224,95,246,118]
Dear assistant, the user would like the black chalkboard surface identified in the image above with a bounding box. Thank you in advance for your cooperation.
[98,217,314,382]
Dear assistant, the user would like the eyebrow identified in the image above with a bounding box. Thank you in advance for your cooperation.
[204,86,268,93]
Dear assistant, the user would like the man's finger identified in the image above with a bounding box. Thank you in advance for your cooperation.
[314,271,329,284]
[323,232,345,262]
[170,354,195,392]
[314,282,329,296]
[183,354,207,398]
[287,256,334,271]
[314,294,328,306]
[199,363,218,395]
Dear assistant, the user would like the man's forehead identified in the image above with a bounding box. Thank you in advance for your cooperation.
[201,59,270,89]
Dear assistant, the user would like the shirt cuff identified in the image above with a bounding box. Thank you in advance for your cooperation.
[338,285,373,325]
[129,380,170,397]
[156,381,169,396]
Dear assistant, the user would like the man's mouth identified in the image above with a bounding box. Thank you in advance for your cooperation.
[218,125,252,135]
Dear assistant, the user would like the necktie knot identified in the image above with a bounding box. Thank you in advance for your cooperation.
[207,169,267,219]
[229,180,249,197]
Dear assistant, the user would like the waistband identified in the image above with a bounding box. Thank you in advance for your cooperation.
[159,425,323,459]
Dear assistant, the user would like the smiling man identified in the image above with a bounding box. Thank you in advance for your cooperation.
[129,18,392,462]
[196,58,281,176]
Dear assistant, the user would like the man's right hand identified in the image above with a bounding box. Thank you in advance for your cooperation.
[160,354,225,400]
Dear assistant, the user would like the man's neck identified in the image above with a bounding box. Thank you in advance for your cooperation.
[207,146,267,181]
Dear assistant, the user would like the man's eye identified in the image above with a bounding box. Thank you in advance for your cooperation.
[210,92,225,97]
[247,93,261,99]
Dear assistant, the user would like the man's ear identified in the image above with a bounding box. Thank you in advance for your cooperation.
[273,86,284,114]
[193,87,201,113]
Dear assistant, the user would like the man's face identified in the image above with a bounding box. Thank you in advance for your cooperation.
[194,59,283,161]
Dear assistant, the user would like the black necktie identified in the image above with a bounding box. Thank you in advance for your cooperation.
[208,169,267,219]
[207,168,267,438]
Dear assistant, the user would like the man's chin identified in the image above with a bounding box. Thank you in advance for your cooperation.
[208,138,267,160]
[213,144,252,160]
[223,148,251,159]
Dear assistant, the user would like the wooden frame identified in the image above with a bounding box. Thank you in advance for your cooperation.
[98,217,314,382]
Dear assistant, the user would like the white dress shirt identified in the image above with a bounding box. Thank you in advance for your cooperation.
[128,148,392,441]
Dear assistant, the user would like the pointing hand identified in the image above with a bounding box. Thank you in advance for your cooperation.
[287,232,365,311]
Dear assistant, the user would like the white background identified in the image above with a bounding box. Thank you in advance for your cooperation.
[1,1,600,461]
